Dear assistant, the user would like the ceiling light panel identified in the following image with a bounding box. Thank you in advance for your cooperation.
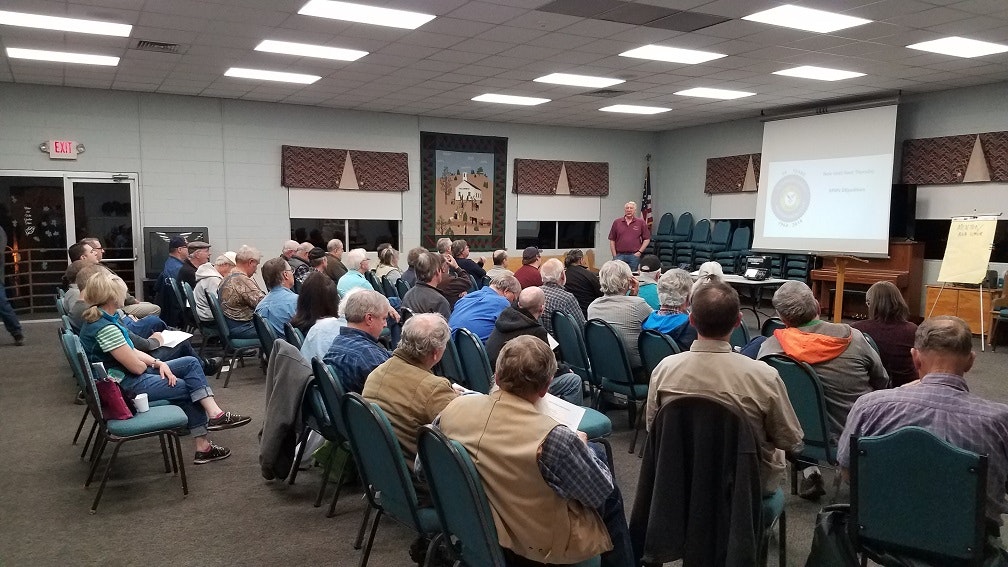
[675,87,755,99]
[472,93,550,105]
[0,10,131,37]
[225,67,321,84]
[773,65,866,81]
[619,44,726,64]
[906,36,1008,58]
[298,0,435,30]
[742,5,871,33]
[7,47,119,66]
[534,72,624,88]
[600,104,670,114]
[255,40,367,61]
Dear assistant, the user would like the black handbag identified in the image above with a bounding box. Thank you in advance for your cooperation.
[805,504,859,567]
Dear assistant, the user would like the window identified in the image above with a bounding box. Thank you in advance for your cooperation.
[290,218,399,251]
[516,221,595,250]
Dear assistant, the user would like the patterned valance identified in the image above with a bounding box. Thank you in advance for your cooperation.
[901,131,1008,184]
[513,158,609,196]
[705,153,760,194]
[281,145,409,191]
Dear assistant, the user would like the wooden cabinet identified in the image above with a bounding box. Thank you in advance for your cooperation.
[924,285,1000,334]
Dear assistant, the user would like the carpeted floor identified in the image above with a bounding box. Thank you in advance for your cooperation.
[1,314,1005,566]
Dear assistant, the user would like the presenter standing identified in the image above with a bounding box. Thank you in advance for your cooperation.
[608,201,651,272]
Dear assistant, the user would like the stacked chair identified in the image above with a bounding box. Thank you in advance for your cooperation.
[691,220,732,267]
[658,212,693,270]
[770,253,816,282]
[647,212,675,258]
[713,226,752,274]
[673,218,710,271]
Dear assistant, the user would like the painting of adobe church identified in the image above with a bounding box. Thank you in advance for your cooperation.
[434,149,494,237]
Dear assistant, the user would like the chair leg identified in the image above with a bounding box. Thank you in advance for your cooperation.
[168,434,179,474]
[314,447,335,507]
[355,505,373,549]
[326,463,349,518]
[85,436,108,486]
[357,508,382,567]
[778,508,787,567]
[80,420,98,459]
[790,462,798,495]
[73,408,89,445]
[174,433,189,495]
[627,402,638,454]
[828,468,842,504]
[90,440,124,514]
[159,434,171,473]
[288,429,312,485]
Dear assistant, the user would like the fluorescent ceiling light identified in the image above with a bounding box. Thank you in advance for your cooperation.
[907,36,1008,58]
[0,10,131,36]
[298,0,435,30]
[600,105,670,115]
[225,67,321,84]
[472,93,550,106]
[742,4,870,33]
[620,44,725,64]
[256,40,367,61]
[773,65,865,81]
[6,47,118,66]
[534,73,624,88]
[675,87,755,100]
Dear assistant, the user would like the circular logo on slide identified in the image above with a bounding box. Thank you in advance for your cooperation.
[770,174,811,223]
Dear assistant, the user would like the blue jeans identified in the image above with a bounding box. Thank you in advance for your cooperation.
[225,317,257,340]
[548,371,584,405]
[123,314,167,338]
[616,254,639,272]
[120,356,213,436]
[0,284,22,338]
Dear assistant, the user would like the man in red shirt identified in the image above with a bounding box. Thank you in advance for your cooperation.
[608,201,651,272]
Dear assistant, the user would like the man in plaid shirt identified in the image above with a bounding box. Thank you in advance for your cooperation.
[539,258,585,336]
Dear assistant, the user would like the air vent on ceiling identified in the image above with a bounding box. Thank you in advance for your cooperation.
[583,89,629,98]
[133,40,181,54]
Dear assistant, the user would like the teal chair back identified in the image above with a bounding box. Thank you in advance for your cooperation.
[728,225,751,251]
[638,329,680,378]
[62,314,77,334]
[708,220,731,247]
[760,317,786,337]
[690,219,711,244]
[434,337,465,385]
[55,294,68,316]
[341,392,437,564]
[284,322,304,349]
[762,354,835,465]
[672,212,693,239]
[206,291,232,342]
[584,319,635,390]
[252,313,279,359]
[364,270,382,292]
[312,357,348,439]
[729,323,751,350]
[654,212,675,237]
[851,427,986,566]
[454,328,493,394]
[395,278,411,298]
[417,425,506,567]
[553,310,596,389]
[381,276,398,298]
[61,330,88,392]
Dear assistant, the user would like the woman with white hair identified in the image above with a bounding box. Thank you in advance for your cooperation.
[642,268,698,350]
[587,260,654,370]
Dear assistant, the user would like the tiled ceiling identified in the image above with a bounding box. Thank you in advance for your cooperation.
[2,0,1008,131]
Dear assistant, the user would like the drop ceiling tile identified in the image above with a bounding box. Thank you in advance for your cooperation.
[559,18,637,38]
[505,10,581,31]
[398,31,468,49]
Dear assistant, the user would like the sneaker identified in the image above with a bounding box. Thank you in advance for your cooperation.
[799,471,826,501]
[194,442,231,464]
[13,334,24,346]
[207,411,251,431]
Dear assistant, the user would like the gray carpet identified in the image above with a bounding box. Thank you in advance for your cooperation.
[1,315,1005,566]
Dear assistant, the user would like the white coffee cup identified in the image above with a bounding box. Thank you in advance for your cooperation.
[134,393,150,413]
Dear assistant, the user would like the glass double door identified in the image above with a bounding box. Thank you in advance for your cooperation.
[0,172,139,314]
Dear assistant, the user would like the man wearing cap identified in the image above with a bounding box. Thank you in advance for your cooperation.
[608,201,651,272]
[636,254,662,310]
[154,235,191,327]
[218,245,265,340]
[194,252,236,322]
[514,246,544,289]
[177,241,211,289]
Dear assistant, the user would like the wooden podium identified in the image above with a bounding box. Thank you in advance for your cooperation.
[811,242,925,321]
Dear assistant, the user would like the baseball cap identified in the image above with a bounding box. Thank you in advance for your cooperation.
[168,235,187,249]
[187,241,211,252]
[638,254,660,273]
[692,261,724,278]
[522,246,541,263]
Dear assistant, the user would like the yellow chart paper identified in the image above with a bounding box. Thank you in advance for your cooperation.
[937,217,997,284]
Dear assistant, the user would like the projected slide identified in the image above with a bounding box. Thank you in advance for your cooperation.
[752,105,898,257]
[763,155,891,238]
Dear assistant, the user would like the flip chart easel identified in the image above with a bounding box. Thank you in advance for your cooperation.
[932,215,999,351]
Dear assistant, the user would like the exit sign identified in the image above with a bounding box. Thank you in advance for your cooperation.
[48,140,78,160]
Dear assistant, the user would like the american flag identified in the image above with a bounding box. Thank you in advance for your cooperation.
[641,162,653,230]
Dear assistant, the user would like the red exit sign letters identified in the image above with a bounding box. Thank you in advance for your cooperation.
[48,140,78,160]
